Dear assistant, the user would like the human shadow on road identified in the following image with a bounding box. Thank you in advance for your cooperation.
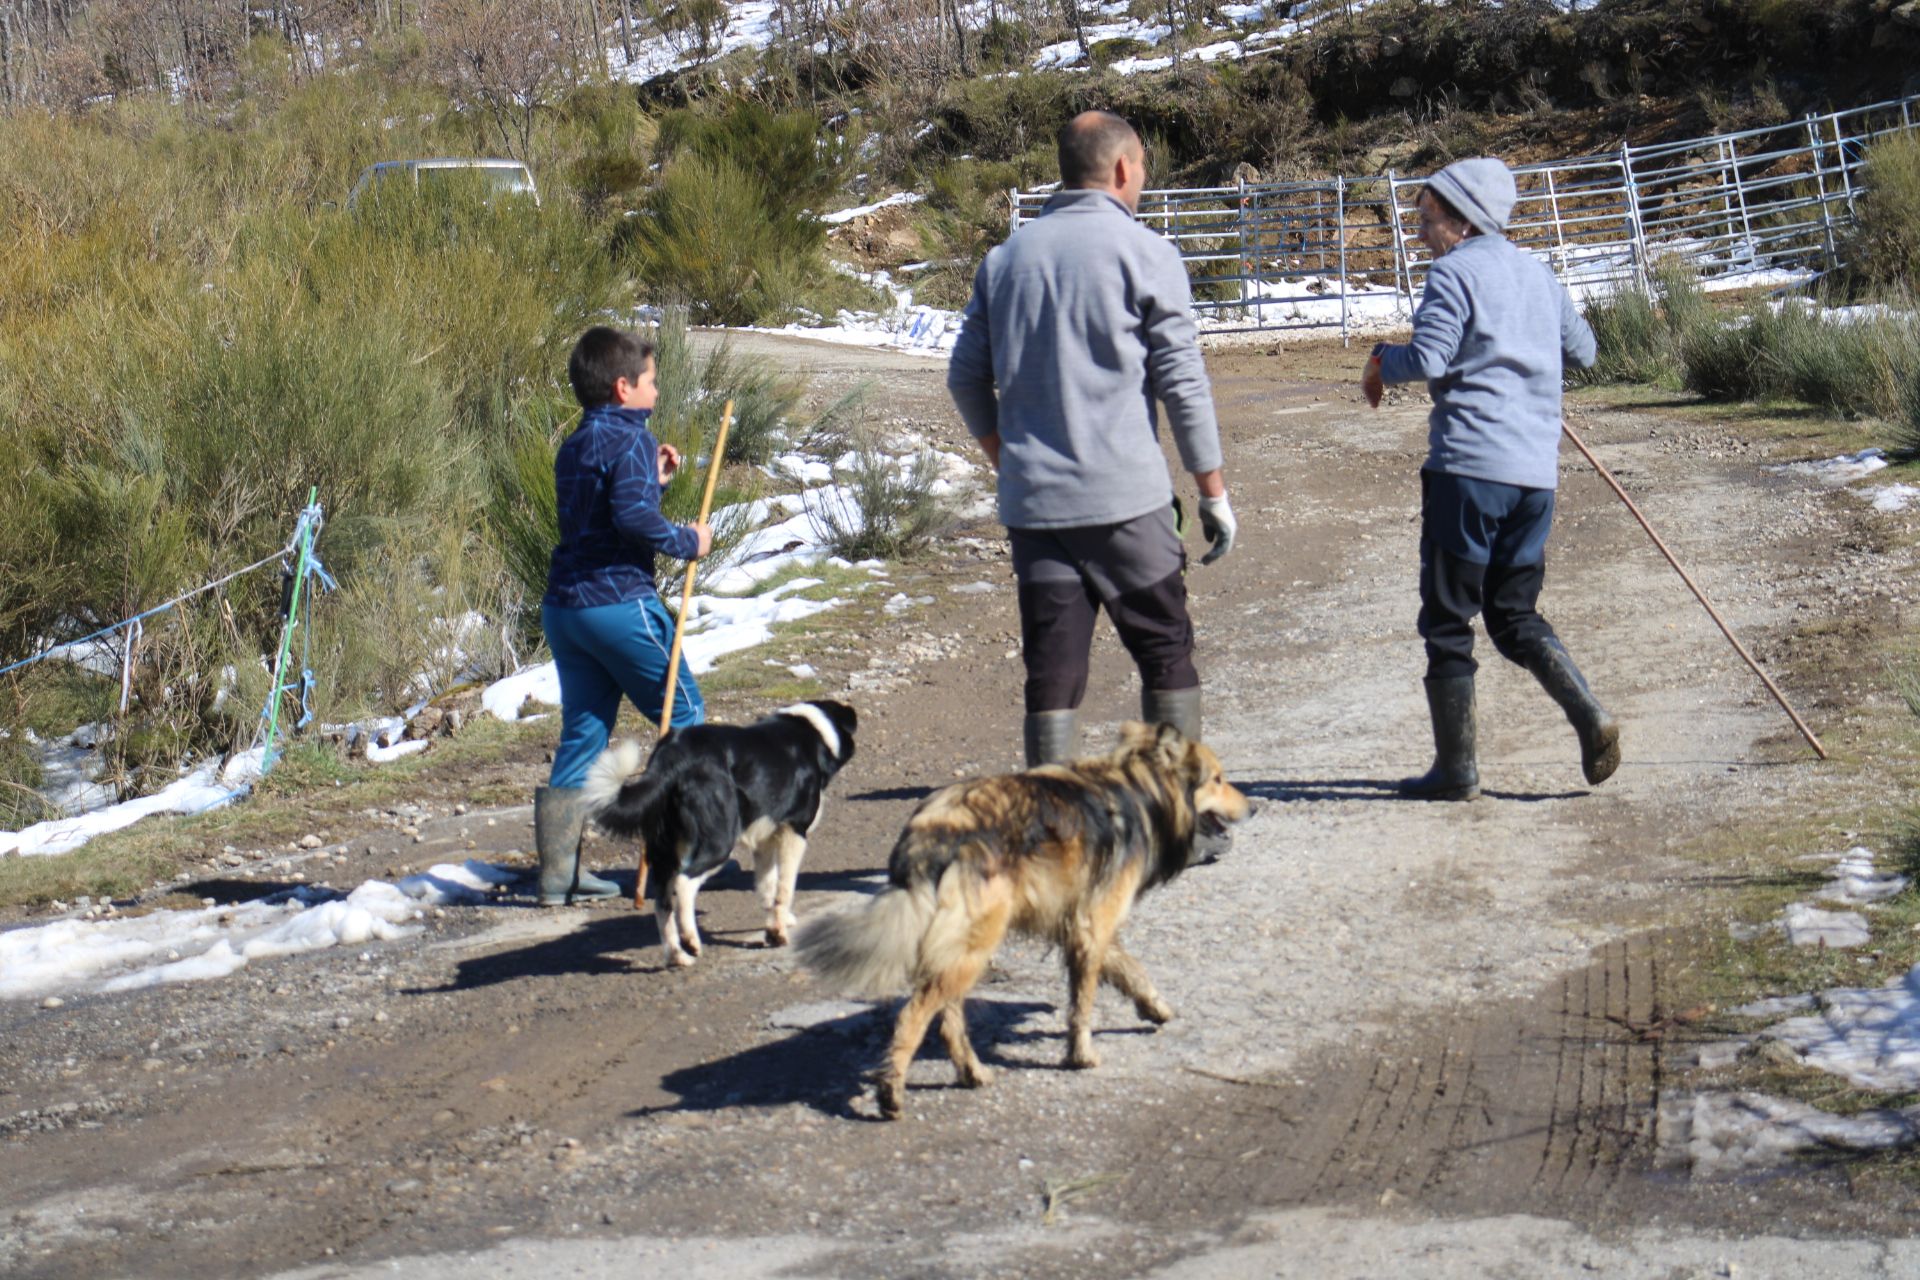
[636,996,1055,1121]
[1243,778,1586,804]
[409,910,661,992]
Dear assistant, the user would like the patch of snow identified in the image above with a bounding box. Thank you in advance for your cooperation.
[951,581,998,595]
[819,192,923,224]
[1867,483,1920,513]
[483,664,561,723]
[0,878,427,1002]
[1671,1090,1918,1174]
[1774,447,1888,485]
[1766,964,1920,1092]
[1780,902,1870,949]
[1,749,265,860]
[1816,846,1910,906]
[397,860,523,906]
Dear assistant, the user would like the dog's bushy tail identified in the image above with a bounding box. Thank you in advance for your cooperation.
[582,739,666,838]
[794,879,945,998]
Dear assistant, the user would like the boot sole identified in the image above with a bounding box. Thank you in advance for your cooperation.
[1397,780,1480,802]
[1582,722,1622,787]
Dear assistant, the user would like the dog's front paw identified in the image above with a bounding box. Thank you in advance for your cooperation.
[764,925,789,948]
[877,1078,905,1120]
[667,949,697,968]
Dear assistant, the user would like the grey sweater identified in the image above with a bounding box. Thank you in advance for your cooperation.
[1377,234,1597,491]
[946,188,1223,529]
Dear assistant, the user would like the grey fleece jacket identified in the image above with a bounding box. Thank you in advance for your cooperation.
[946,188,1222,530]
[1378,233,1598,491]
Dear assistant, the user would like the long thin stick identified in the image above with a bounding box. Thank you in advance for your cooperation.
[635,401,733,909]
[1561,417,1826,760]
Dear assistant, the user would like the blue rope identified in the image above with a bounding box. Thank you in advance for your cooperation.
[0,542,295,680]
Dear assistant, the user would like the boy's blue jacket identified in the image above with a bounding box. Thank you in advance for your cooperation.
[544,405,701,609]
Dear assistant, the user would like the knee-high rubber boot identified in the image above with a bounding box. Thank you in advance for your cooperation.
[1143,685,1232,861]
[1024,710,1079,768]
[1400,676,1480,801]
[535,785,620,905]
[1141,685,1202,742]
[1522,637,1621,786]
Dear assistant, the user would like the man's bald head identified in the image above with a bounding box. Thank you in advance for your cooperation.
[1057,111,1143,188]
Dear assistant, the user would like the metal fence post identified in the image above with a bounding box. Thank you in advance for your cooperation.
[1830,111,1857,214]
[1805,114,1839,267]
[1336,175,1349,345]
[1385,169,1410,310]
[1008,188,1020,237]
[1619,145,1649,288]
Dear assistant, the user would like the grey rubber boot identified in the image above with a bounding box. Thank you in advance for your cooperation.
[535,785,620,905]
[1522,637,1621,786]
[1400,676,1480,801]
[1141,685,1202,741]
[1143,685,1231,862]
[1024,710,1079,767]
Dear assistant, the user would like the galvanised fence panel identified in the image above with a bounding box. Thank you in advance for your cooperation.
[1009,93,1920,339]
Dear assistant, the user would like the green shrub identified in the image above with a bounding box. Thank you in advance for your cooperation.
[805,430,954,561]
[629,155,836,325]
[1679,306,1777,402]
[1848,130,1920,293]
[1895,354,1920,456]
[1576,286,1671,386]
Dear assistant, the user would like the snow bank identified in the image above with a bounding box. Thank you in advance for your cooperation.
[0,872,505,1001]
[1,749,265,860]
[819,192,923,224]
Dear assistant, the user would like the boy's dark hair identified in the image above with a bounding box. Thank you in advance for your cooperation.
[1058,111,1140,187]
[568,326,657,408]
[1419,185,1471,229]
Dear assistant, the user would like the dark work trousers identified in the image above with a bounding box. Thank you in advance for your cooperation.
[1010,507,1199,713]
[1418,469,1560,680]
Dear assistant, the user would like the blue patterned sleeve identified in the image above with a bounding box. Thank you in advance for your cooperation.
[609,432,701,560]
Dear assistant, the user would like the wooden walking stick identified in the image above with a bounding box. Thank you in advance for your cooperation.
[1561,415,1827,760]
[634,399,733,909]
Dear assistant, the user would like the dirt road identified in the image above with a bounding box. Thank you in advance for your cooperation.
[5,335,1917,1278]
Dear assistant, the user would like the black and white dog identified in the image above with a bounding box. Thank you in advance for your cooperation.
[583,701,858,967]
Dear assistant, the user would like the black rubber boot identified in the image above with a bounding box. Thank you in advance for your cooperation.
[1024,710,1079,768]
[1522,637,1621,786]
[1400,676,1480,801]
[535,785,620,905]
[1141,685,1202,741]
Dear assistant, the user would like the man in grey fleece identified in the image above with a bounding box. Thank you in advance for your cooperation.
[1365,155,1619,801]
[947,110,1236,768]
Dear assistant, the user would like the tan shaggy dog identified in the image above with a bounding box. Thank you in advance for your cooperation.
[795,721,1250,1119]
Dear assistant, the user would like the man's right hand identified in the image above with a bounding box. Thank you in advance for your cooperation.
[690,522,713,558]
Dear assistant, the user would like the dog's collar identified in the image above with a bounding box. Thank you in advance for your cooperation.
[778,703,842,758]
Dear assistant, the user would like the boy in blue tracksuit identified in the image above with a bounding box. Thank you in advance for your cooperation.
[1364,157,1619,801]
[535,326,713,904]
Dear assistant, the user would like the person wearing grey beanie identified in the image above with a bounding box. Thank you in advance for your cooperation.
[1361,156,1619,801]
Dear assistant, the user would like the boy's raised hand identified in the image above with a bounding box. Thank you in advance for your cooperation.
[657,443,682,485]
[690,522,713,558]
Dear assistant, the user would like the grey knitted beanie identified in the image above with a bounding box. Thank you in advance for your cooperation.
[1426,157,1517,235]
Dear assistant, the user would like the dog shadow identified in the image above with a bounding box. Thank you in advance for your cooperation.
[845,784,937,803]
[1243,777,1587,804]
[635,996,1056,1121]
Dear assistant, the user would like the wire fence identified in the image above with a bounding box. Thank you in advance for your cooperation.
[1010,92,1920,340]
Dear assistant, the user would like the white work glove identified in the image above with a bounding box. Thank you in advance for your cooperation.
[1197,494,1237,566]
